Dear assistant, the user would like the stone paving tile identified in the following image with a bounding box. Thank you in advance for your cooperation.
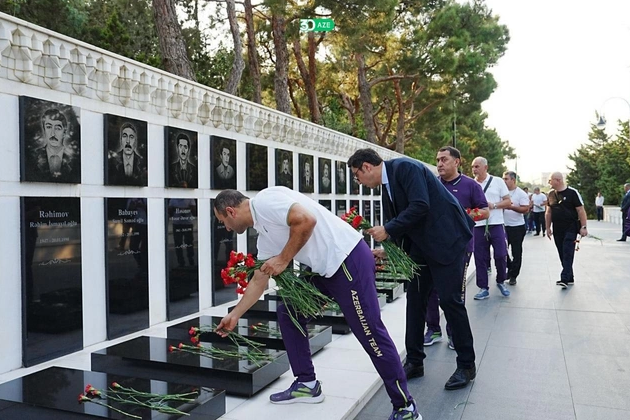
[461,391,576,420]
[574,404,630,420]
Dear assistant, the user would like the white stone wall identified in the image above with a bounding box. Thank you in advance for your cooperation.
[0,12,424,374]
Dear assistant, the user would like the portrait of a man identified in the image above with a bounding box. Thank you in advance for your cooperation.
[20,96,81,183]
[299,153,314,193]
[335,161,347,194]
[166,127,198,189]
[275,149,293,189]
[211,136,237,189]
[319,158,332,194]
[105,115,148,186]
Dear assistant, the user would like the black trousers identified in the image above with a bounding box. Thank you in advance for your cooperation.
[553,230,577,281]
[406,251,475,369]
[505,224,526,280]
[533,212,546,234]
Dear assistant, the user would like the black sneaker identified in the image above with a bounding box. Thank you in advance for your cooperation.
[556,281,568,289]
[508,278,517,286]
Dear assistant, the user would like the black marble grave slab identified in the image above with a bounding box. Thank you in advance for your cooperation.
[246,143,268,191]
[91,336,289,397]
[167,316,332,354]
[211,199,239,306]
[105,198,149,339]
[0,366,225,420]
[375,281,405,302]
[234,299,351,334]
[21,196,83,367]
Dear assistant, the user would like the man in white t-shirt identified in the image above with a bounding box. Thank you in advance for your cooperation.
[531,187,547,235]
[502,171,531,285]
[595,192,604,221]
[214,187,419,420]
[471,157,511,299]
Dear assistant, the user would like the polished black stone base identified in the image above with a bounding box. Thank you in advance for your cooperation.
[167,316,332,355]
[0,366,225,420]
[91,336,289,397]
[231,299,351,334]
[375,281,405,302]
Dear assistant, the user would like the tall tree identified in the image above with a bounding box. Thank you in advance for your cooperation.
[152,0,196,81]
[244,0,262,103]
[223,0,245,94]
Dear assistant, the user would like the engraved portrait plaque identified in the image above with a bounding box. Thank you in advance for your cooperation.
[104,115,148,186]
[165,127,198,188]
[246,143,268,191]
[211,136,237,190]
[298,154,314,193]
[318,158,332,194]
[335,161,347,195]
[275,149,293,189]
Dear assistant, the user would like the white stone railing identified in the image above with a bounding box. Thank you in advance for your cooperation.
[0,11,401,161]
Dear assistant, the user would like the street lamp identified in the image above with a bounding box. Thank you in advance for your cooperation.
[596,96,630,129]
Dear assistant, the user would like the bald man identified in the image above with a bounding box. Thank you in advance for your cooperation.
[545,172,587,288]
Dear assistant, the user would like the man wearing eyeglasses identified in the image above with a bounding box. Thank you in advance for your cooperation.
[347,148,477,391]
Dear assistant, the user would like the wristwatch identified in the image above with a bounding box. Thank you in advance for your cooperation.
[581,226,587,229]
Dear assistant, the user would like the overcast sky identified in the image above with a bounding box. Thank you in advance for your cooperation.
[481,0,630,184]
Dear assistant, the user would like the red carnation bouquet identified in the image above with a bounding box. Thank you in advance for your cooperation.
[341,207,419,279]
[466,207,484,222]
[221,251,334,336]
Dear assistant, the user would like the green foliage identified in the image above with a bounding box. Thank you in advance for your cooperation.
[568,120,630,217]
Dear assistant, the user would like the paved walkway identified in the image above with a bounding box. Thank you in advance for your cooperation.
[355,220,630,420]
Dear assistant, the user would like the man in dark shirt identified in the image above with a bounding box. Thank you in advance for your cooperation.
[545,172,588,288]
[425,146,488,349]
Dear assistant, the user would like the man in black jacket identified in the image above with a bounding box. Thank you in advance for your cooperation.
[618,183,630,241]
[347,148,476,390]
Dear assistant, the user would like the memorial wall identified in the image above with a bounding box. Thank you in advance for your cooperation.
[0,12,406,373]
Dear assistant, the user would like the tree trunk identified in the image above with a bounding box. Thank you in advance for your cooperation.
[356,53,376,143]
[244,0,261,103]
[223,0,244,95]
[272,13,291,114]
[393,79,405,153]
[292,33,321,124]
[152,0,196,81]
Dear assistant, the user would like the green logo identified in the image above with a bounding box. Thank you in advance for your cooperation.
[299,18,335,32]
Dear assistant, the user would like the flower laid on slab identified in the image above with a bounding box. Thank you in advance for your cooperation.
[340,207,419,279]
[78,382,198,419]
[221,251,335,336]
[169,341,274,367]
[249,322,282,337]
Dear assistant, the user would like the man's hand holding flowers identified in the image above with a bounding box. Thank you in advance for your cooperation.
[466,207,485,222]
[366,226,389,242]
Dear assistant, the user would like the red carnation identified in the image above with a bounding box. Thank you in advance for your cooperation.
[351,215,363,229]
[168,345,175,352]
[178,342,184,349]
[190,335,199,344]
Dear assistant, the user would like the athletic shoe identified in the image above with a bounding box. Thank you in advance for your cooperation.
[269,380,324,404]
[497,283,510,297]
[423,329,443,346]
[556,281,568,289]
[508,278,517,286]
[474,289,489,300]
[447,336,455,350]
[388,402,420,420]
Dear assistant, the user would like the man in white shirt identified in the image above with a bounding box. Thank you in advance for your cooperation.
[531,187,547,236]
[471,157,511,299]
[502,171,531,285]
[214,187,419,420]
[595,192,605,221]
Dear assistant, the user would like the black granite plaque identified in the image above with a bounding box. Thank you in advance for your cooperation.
[335,161,347,195]
[211,199,238,306]
[318,158,332,194]
[350,171,360,195]
[166,316,332,355]
[104,115,148,186]
[247,227,258,258]
[0,367,225,420]
[246,143,268,191]
[335,200,347,217]
[19,96,81,183]
[375,281,404,302]
[166,199,199,320]
[232,299,351,334]
[21,197,82,367]
[350,200,359,213]
[210,136,236,189]
[362,184,371,196]
[374,185,381,196]
[165,127,198,188]
[275,149,293,188]
[91,336,289,397]
[298,153,314,193]
[105,198,149,339]
[318,200,332,212]
[362,200,372,246]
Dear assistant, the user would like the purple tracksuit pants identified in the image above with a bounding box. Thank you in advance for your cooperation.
[474,224,508,289]
[276,240,413,410]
